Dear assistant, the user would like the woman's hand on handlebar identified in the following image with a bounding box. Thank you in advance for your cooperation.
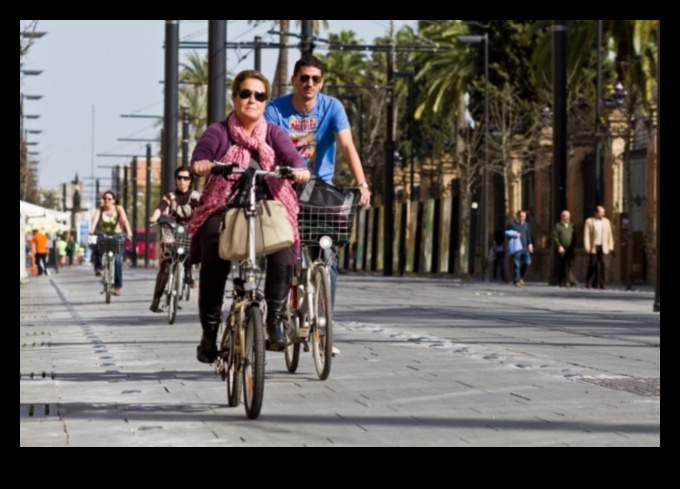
[193,159,215,177]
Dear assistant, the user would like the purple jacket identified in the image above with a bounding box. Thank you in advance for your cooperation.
[191,119,304,169]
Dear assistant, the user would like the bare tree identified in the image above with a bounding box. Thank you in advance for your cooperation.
[487,83,545,219]
[455,110,485,278]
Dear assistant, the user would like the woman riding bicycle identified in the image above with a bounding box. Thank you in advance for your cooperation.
[189,69,310,364]
[148,166,200,312]
[88,190,133,296]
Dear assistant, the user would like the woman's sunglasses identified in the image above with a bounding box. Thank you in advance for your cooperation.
[176,175,192,181]
[299,74,322,84]
[236,89,268,103]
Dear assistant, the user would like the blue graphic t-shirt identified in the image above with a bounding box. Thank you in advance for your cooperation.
[265,92,350,184]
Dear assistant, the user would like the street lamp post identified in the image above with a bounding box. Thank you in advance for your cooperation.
[458,32,489,282]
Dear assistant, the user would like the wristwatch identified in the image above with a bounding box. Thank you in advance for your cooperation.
[358,182,369,189]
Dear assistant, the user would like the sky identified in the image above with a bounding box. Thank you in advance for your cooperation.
[20,20,417,206]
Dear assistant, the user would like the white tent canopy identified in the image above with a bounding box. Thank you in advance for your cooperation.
[20,200,71,235]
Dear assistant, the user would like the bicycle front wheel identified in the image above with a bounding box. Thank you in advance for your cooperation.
[242,305,265,419]
[167,264,179,325]
[104,256,113,304]
[284,286,300,373]
[183,263,191,301]
[311,266,333,380]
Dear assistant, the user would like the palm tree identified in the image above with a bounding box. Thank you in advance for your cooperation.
[249,20,329,97]
[413,20,483,277]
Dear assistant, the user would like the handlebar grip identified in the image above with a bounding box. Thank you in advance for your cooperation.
[210,163,234,176]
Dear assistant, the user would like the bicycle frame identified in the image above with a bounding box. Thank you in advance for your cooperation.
[96,233,125,304]
[212,163,296,419]
[293,245,334,340]
[155,218,191,324]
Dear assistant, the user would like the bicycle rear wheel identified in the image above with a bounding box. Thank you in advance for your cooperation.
[311,266,333,380]
[221,317,241,407]
[242,305,265,419]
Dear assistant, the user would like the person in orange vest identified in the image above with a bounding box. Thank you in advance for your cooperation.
[31,229,50,276]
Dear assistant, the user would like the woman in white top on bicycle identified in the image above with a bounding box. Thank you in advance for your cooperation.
[190,70,310,364]
[88,190,133,296]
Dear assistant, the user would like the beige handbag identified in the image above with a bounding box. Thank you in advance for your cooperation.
[219,200,294,261]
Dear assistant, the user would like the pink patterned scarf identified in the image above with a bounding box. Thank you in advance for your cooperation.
[189,113,300,247]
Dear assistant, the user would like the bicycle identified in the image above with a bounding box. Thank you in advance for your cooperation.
[211,162,297,420]
[155,217,192,325]
[95,233,127,304]
[283,183,360,380]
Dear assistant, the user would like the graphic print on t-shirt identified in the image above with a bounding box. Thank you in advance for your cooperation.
[289,115,318,172]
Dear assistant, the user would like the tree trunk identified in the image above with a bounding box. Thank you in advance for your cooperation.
[272,20,290,98]
[455,92,470,277]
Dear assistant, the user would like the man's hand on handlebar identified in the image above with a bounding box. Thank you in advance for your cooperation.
[289,168,310,185]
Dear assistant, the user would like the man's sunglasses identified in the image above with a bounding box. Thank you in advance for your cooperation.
[299,74,323,84]
[236,89,268,102]
[176,175,192,181]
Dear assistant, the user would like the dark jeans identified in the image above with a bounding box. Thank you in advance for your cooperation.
[112,253,123,289]
[93,247,102,271]
[557,248,576,285]
[94,247,122,288]
[36,253,48,275]
[493,251,506,281]
[512,249,532,284]
[586,245,607,288]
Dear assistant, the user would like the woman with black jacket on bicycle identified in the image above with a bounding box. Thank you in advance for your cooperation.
[148,166,200,312]
[189,70,310,364]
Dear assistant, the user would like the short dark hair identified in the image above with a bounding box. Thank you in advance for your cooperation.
[293,55,324,76]
[174,166,192,179]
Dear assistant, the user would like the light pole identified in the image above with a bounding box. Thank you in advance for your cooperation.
[458,31,489,281]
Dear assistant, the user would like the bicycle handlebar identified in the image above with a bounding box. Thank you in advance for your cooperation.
[210,162,298,180]
[154,216,178,229]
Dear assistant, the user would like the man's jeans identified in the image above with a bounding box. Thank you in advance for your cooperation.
[512,249,532,284]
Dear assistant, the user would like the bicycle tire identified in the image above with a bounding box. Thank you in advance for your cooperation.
[183,280,191,301]
[284,286,300,373]
[167,265,178,325]
[243,305,265,419]
[222,318,242,407]
[104,255,112,304]
[174,262,184,310]
[311,266,333,380]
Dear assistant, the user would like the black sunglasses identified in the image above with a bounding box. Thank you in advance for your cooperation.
[176,175,191,181]
[236,89,268,102]
[299,74,323,84]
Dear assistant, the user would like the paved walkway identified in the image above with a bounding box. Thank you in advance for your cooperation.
[20,265,660,446]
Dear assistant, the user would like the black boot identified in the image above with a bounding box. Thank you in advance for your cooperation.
[196,306,221,364]
[265,264,292,352]
[150,262,169,312]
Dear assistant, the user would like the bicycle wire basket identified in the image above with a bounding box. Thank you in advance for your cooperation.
[97,235,125,254]
[298,202,358,245]
[161,226,192,253]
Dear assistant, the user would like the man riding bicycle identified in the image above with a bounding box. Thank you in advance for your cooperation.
[265,54,372,355]
[149,166,200,312]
